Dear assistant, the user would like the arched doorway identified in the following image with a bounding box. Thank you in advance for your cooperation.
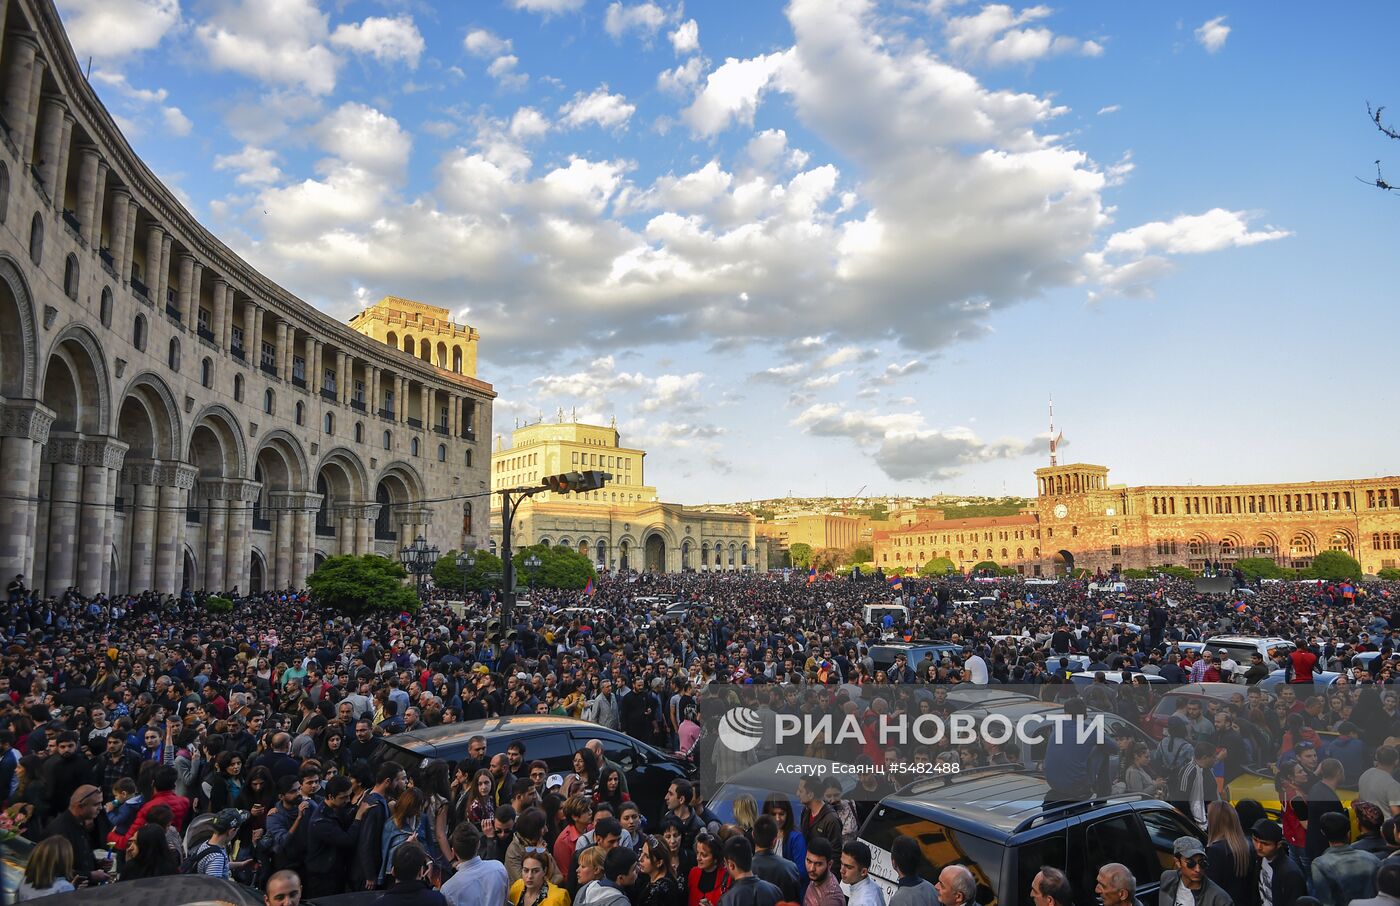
[1053,549,1075,576]
[619,540,630,571]
[182,548,196,592]
[595,539,606,567]
[645,534,666,572]
[249,550,265,594]
[681,540,692,571]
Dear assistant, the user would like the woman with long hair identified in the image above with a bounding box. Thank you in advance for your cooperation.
[594,766,629,814]
[509,852,570,906]
[235,764,278,852]
[637,834,685,906]
[1205,801,1252,906]
[14,755,49,835]
[380,787,426,886]
[462,768,496,831]
[657,816,695,880]
[119,824,179,881]
[731,795,758,838]
[318,725,350,774]
[418,759,454,870]
[762,794,805,870]
[571,747,599,800]
[1276,761,1310,872]
[686,833,731,906]
[203,750,242,813]
[16,836,75,901]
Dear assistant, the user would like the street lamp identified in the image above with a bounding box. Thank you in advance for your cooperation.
[400,534,439,596]
[456,547,477,598]
[523,553,541,596]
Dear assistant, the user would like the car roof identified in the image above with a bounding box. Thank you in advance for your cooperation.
[1204,636,1292,645]
[880,770,1054,838]
[1163,682,1257,700]
[384,714,605,752]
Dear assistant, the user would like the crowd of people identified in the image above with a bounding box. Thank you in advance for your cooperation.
[3,567,1400,906]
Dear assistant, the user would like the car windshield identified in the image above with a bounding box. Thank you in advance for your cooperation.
[861,804,1005,906]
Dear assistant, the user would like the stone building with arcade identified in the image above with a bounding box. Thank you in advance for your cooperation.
[874,460,1400,577]
[0,0,493,597]
[489,419,762,573]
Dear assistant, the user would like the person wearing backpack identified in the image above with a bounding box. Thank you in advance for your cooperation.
[1151,717,1195,781]
[185,808,254,879]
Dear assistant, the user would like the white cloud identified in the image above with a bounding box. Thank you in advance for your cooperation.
[1195,16,1230,53]
[1097,104,1119,115]
[214,145,283,185]
[682,50,793,137]
[507,0,585,15]
[658,57,706,97]
[509,108,551,140]
[944,4,1104,65]
[55,0,180,61]
[162,106,192,136]
[529,357,704,416]
[329,15,425,68]
[819,345,875,369]
[195,0,339,95]
[877,360,929,384]
[487,55,529,91]
[560,86,636,130]
[670,19,700,55]
[794,403,1031,481]
[464,29,511,58]
[92,70,168,104]
[314,103,412,178]
[1104,208,1290,256]
[604,2,669,41]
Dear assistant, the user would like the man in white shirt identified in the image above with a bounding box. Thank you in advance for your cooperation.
[841,840,887,906]
[963,648,989,685]
[442,822,508,906]
[1217,650,1239,680]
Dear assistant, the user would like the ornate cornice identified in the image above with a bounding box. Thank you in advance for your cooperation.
[0,399,55,443]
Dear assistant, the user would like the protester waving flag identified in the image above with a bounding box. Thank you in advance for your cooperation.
[888,575,903,592]
[1101,608,1116,620]
[583,577,595,597]
[1234,599,1248,612]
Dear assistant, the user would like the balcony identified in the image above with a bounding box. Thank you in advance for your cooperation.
[260,362,277,378]
[434,424,449,436]
[165,303,182,323]
[292,376,306,390]
[350,399,366,413]
[378,407,395,420]
[407,416,422,429]
[197,325,215,343]
[252,516,272,532]
[320,388,337,402]
[61,209,81,235]
[375,527,398,542]
[463,427,476,441]
[131,277,150,303]
[99,249,117,279]
[316,523,336,538]
[231,346,245,362]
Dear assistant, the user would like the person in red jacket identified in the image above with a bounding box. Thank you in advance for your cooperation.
[109,764,190,850]
[1289,643,1318,684]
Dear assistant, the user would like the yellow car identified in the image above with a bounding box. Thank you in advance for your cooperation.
[1226,766,1359,832]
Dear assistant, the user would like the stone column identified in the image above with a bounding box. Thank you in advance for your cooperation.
[368,366,379,416]
[1,34,37,147]
[153,464,196,594]
[282,326,296,382]
[222,478,259,596]
[421,387,432,431]
[0,400,54,583]
[251,306,264,364]
[337,509,354,557]
[222,284,235,351]
[270,495,293,588]
[75,146,98,242]
[201,482,227,594]
[398,377,408,423]
[290,492,318,587]
[76,437,126,594]
[144,223,163,292]
[274,320,287,381]
[125,467,157,592]
[310,340,323,395]
[240,300,257,356]
[22,57,45,164]
[40,435,83,596]
[359,505,377,556]
[108,190,130,276]
[36,95,63,195]
[121,197,138,283]
[336,352,349,404]
[52,112,74,210]
[189,262,203,331]
[158,234,173,308]
[89,159,108,250]
[176,254,194,326]
[209,278,227,349]
[450,395,460,438]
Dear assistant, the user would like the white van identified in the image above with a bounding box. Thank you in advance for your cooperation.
[864,603,908,627]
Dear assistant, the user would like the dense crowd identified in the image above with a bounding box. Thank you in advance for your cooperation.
[5,567,1400,906]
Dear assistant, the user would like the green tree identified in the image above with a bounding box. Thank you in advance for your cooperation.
[1378,568,1400,580]
[432,549,505,594]
[850,544,874,564]
[919,557,957,576]
[789,543,814,568]
[1121,568,1152,579]
[811,547,848,573]
[1235,557,1292,581]
[306,554,419,615]
[1306,549,1362,581]
[1156,565,1199,580]
[203,595,233,614]
[512,544,596,590]
[970,560,1000,575]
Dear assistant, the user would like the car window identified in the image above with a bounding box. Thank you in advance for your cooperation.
[582,732,640,771]
[1014,830,1067,906]
[1139,808,1203,877]
[487,732,576,770]
[860,805,1003,906]
[1070,812,1155,900]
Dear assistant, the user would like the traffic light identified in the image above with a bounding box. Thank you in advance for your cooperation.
[541,471,612,494]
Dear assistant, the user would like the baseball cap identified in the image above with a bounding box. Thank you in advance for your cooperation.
[1250,819,1283,843]
[211,808,247,832]
[546,774,564,791]
[1172,836,1206,858]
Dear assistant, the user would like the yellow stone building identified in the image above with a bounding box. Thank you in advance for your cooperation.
[490,420,763,572]
[758,513,862,551]
[874,460,1400,577]
[349,297,480,378]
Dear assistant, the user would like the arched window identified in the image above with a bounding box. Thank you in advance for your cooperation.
[437,444,446,462]
[436,342,447,368]
[233,374,244,402]
[295,401,305,425]
[386,331,397,348]
[133,313,147,350]
[383,430,392,450]
[323,412,334,434]
[201,357,212,387]
[453,346,463,373]
[28,212,42,264]
[264,388,275,415]
[169,338,181,371]
[63,254,79,299]
[402,335,414,354]
[464,449,472,467]
[410,437,420,456]
[354,421,364,443]
[420,338,431,361]
[0,162,9,223]
[100,287,113,327]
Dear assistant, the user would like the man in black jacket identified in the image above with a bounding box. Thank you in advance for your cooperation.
[305,776,361,899]
[1305,759,1347,863]
[1249,819,1306,906]
[351,762,406,890]
[751,815,801,901]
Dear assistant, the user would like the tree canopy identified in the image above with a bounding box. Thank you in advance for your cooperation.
[919,557,957,576]
[432,548,504,594]
[788,543,813,568]
[1306,549,1362,581]
[512,543,596,591]
[306,554,419,615]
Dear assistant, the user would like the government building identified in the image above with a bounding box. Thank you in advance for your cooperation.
[489,419,763,573]
[0,0,493,597]
[873,461,1400,577]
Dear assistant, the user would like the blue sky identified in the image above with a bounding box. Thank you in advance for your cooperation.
[57,0,1400,504]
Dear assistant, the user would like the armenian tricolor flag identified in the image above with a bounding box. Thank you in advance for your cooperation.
[583,578,595,597]
[889,576,903,592]
[1101,608,1116,621]
[807,566,817,585]
[1233,599,1248,613]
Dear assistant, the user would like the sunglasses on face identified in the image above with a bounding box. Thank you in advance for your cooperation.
[1183,856,1207,869]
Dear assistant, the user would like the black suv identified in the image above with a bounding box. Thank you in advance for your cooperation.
[372,715,696,823]
[858,769,1204,906]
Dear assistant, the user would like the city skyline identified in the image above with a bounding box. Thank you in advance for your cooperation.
[63,0,1400,504]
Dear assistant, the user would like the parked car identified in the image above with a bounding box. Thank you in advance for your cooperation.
[1140,682,1259,739]
[707,757,860,825]
[373,715,695,823]
[27,876,263,906]
[869,640,961,675]
[1202,636,1294,679]
[857,769,1205,906]
[1256,669,1342,691]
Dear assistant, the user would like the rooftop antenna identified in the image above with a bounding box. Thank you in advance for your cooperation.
[1048,395,1064,467]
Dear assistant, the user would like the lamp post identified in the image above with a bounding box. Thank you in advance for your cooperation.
[399,535,439,597]
[456,548,476,599]
[523,553,541,597]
